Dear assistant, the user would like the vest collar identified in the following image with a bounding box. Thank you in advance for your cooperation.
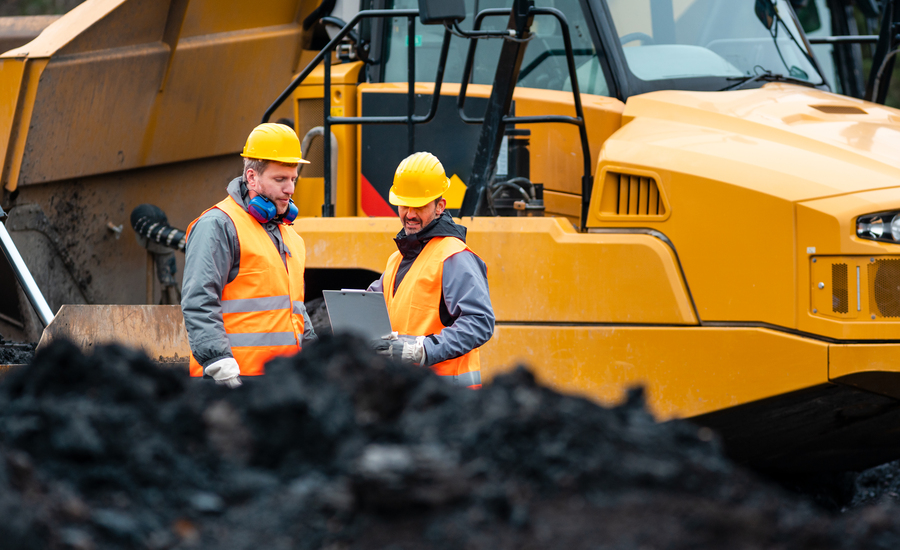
[393,212,466,260]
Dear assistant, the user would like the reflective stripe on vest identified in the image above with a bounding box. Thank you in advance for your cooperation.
[222,295,291,314]
[227,332,298,347]
[437,370,482,388]
[186,196,306,377]
[383,236,482,389]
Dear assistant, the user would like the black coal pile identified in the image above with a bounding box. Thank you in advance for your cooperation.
[851,461,900,509]
[0,336,34,365]
[1,336,900,549]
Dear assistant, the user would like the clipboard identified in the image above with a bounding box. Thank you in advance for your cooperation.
[322,290,393,341]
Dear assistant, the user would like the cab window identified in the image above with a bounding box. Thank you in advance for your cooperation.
[605,0,824,84]
[380,0,611,96]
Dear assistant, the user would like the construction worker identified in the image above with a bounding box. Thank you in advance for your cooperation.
[369,152,494,389]
[181,123,316,387]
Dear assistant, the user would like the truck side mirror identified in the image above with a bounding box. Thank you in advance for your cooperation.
[418,0,466,25]
[755,0,776,30]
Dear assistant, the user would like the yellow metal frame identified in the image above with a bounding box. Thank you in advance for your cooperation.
[293,60,363,218]
[830,343,900,400]
[481,325,829,420]
[297,216,697,325]
[0,0,310,192]
[354,82,625,224]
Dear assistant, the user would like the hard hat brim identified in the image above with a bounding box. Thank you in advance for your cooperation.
[389,187,446,207]
[240,153,310,164]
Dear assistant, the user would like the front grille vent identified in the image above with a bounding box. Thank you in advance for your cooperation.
[599,171,667,217]
[869,259,900,318]
[832,263,849,313]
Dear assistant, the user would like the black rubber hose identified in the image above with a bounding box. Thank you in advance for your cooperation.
[503,177,536,199]
[491,182,531,201]
[303,0,337,30]
[320,16,359,45]
[130,204,186,252]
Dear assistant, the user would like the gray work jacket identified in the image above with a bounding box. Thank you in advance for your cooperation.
[181,177,317,368]
[367,218,494,366]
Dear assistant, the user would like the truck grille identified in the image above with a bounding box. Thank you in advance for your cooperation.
[870,259,900,318]
[597,170,668,219]
[615,174,661,215]
[832,263,849,313]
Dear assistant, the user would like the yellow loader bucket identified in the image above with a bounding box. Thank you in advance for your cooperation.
[37,305,191,367]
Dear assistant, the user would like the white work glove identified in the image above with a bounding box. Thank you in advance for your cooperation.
[204,357,242,388]
[372,333,427,365]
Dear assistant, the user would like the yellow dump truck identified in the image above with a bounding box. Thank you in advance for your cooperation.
[2,0,900,471]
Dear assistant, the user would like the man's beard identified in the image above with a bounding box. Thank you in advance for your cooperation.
[403,216,423,234]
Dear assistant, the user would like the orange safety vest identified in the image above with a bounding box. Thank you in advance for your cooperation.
[383,236,482,389]
[186,196,306,377]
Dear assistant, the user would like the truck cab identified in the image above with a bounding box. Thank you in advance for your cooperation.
[291,0,900,471]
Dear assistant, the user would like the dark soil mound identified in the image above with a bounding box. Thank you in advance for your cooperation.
[852,461,900,509]
[0,335,898,549]
[0,341,34,365]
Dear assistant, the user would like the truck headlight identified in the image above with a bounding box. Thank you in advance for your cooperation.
[856,211,900,242]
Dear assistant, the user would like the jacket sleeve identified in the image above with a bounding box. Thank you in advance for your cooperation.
[422,251,494,365]
[367,274,385,293]
[300,304,318,346]
[181,211,238,368]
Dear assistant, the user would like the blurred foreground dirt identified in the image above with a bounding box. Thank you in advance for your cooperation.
[0,336,899,549]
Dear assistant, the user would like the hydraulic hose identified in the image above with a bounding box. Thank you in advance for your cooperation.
[130,204,186,252]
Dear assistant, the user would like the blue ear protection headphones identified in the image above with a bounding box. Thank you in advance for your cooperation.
[248,195,298,224]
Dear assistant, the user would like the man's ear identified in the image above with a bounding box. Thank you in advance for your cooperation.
[245,169,258,191]
[435,198,447,216]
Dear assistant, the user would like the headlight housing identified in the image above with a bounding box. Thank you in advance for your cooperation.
[856,211,900,243]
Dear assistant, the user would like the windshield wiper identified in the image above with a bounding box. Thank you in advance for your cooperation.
[758,0,824,88]
[720,71,818,92]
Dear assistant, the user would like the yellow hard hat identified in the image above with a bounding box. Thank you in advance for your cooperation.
[389,152,451,207]
[241,123,309,164]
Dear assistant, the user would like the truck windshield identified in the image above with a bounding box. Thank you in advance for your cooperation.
[380,0,610,96]
[606,0,825,85]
